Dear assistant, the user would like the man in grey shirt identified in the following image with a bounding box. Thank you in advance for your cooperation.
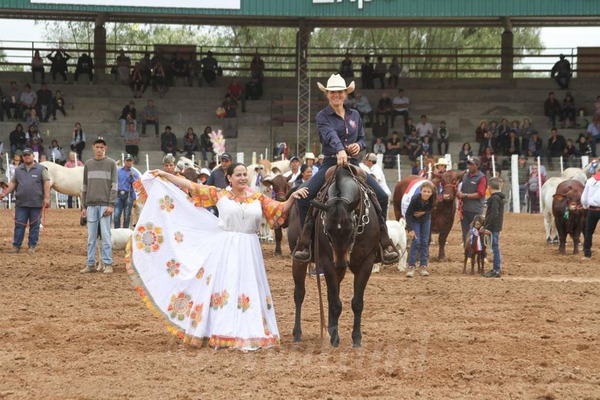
[141,98,159,137]
[80,137,118,274]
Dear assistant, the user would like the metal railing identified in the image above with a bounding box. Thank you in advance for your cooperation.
[0,40,598,78]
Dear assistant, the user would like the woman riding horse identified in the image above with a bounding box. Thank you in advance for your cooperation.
[293,74,399,265]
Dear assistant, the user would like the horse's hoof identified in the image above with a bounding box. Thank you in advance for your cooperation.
[353,342,362,349]
[274,251,282,257]
[546,238,552,244]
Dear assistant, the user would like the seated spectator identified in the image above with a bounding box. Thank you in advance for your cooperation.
[520,117,537,155]
[405,128,421,161]
[153,61,167,98]
[35,82,53,123]
[74,53,94,84]
[116,49,131,85]
[70,122,86,160]
[390,89,409,131]
[141,99,159,137]
[373,55,386,89]
[375,92,392,127]
[353,92,373,127]
[182,127,200,158]
[26,109,40,130]
[17,84,37,121]
[546,128,566,170]
[7,153,22,181]
[0,86,8,122]
[360,55,374,89]
[30,137,44,161]
[161,125,178,156]
[130,63,144,98]
[415,114,433,141]
[588,116,600,157]
[436,120,449,155]
[139,52,153,89]
[200,51,219,86]
[505,130,520,157]
[170,53,188,85]
[221,93,238,138]
[119,100,137,137]
[482,129,499,154]
[560,91,576,128]
[9,123,27,156]
[47,49,70,83]
[227,78,243,99]
[457,142,472,170]
[475,120,488,155]
[47,139,66,165]
[387,56,401,89]
[245,77,262,101]
[565,138,577,168]
[386,130,403,164]
[420,135,432,158]
[371,114,388,150]
[480,146,497,178]
[527,131,543,159]
[544,91,561,128]
[26,124,43,146]
[124,122,140,162]
[52,90,66,120]
[31,50,45,83]
[404,116,416,138]
[578,133,592,157]
[373,137,386,155]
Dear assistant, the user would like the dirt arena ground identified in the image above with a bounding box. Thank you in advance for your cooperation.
[1,210,599,400]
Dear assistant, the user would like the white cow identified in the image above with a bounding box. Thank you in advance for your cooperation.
[372,219,407,273]
[40,161,84,197]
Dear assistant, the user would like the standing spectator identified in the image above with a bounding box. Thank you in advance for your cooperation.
[46,139,66,165]
[551,54,571,90]
[405,181,436,277]
[200,126,214,166]
[80,137,117,274]
[160,125,178,156]
[520,117,537,155]
[70,122,86,161]
[6,81,20,121]
[6,153,22,182]
[124,122,140,162]
[249,52,265,84]
[581,168,600,260]
[52,90,66,120]
[373,56,387,89]
[116,49,131,85]
[227,78,243,99]
[560,91,576,128]
[360,55,374,89]
[375,93,392,127]
[527,164,544,213]
[64,151,84,209]
[436,120,449,155]
[182,127,200,158]
[152,61,167,98]
[31,50,45,83]
[457,157,486,245]
[546,128,566,170]
[482,177,505,278]
[206,152,233,189]
[390,88,410,132]
[138,52,153,89]
[35,82,53,123]
[74,53,94,84]
[544,91,562,128]
[339,52,354,80]
[47,49,71,83]
[587,116,600,157]
[387,56,401,89]
[9,124,27,156]
[119,100,137,138]
[221,93,238,138]
[0,86,8,122]
[457,142,473,170]
[141,99,159,137]
[0,148,50,254]
[475,120,488,156]
[200,51,219,86]
[114,154,140,229]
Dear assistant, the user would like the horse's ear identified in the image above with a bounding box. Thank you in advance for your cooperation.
[310,199,329,212]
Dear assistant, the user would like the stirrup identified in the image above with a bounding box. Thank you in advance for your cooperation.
[293,245,312,263]
[380,245,399,265]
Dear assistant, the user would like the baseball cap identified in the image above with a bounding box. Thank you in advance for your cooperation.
[221,152,232,161]
[466,156,480,166]
[94,137,107,146]
[125,154,134,161]
[519,154,527,160]
[22,148,34,155]
[366,153,378,162]
[290,156,300,163]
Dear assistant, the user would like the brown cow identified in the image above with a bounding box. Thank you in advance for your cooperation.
[393,169,464,260]
[261,174,292,256]
[552,179,586,255]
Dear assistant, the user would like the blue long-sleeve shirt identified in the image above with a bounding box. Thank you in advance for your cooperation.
[117,166,140,200]
[315,105,366,157]
[405,192,433,231]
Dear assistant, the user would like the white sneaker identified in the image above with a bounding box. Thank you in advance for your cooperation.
[406,267,415,278]
[419,268,430,276]
[80,265,96,273]
[103,264,114,274]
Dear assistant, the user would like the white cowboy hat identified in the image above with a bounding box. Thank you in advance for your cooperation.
[317,74,355,94]
[435,158,449,167]
[304,152,316,160]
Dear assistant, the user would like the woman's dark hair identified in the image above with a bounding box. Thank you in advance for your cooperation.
[204,126,212,134]
[226,162,246,181]
[16,123,23,130]
[420,181,438,209]
[300,164,312,175]
[462,142,471,151]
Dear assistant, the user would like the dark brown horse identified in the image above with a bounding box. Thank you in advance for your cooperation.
[393,169,464,260]
[292,166,379,348]
[261,174,292,255]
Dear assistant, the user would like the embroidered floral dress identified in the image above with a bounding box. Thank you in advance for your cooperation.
[127,172,286,350]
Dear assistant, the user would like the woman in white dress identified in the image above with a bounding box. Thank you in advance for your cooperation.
[127,163,307,350]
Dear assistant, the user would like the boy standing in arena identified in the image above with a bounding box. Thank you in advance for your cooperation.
[483,177,504,278]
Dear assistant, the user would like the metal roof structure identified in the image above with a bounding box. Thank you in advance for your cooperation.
[1,0,599,27]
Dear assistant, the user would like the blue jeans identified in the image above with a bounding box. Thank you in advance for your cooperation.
[86,205,113,266]
[114,193,133,229]
[13,206,43,249]
[490,231,501,272]
[408,218,431,267]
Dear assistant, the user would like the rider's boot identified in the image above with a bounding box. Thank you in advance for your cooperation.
[293,213,315,263]
[377,209,400,265]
